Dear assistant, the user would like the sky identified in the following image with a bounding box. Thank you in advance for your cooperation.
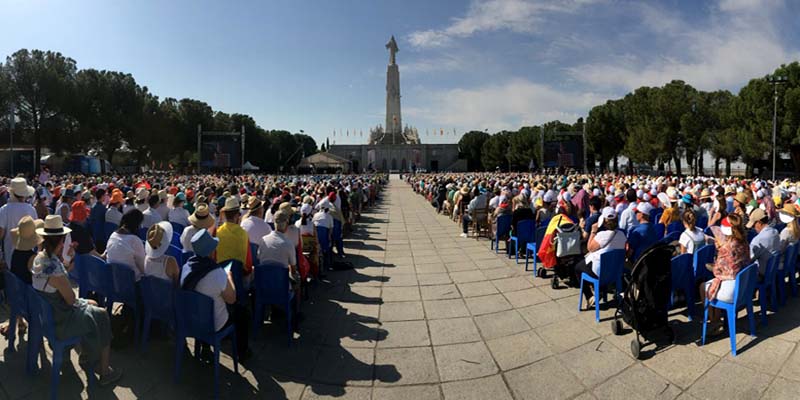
[2,0,800,147]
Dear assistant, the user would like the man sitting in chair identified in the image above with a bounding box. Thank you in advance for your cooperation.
[460,187,488,238]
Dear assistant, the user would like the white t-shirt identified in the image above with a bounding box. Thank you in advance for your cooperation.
[168,207,191,227]
[105,207,123,226]
[241,215,272,244]
[0,201,37,265]
[312,210,333,229]
[157,204,170,221]
[142,208,162,229]
[144,255,170,281]
[679,227,706,254]
[586,230,627,275]
[106,232,146,281]
[180,264,229,331]
[296,218,315,235]
[258,231,296,267]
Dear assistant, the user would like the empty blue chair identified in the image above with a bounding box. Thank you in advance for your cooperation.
[140,276,176,352]
[90,218,106,250]
[525,226,548,275]
[693,244,716,283]
[104,222,118,247]
[3,270,29,352]
[166,244,182,261]
[510,220,535,264]
[174,290,239,399]
[26,286,94,399]
[781,242,798,305]
[653,223,666,241]
[108,263,141,342]
[578,249,626,322]
[667,221,683,235]
[669,254,695,320]
[491,214,512,254]
[702,263,757,356]
[755,252,781,326]
[75,254,112,305]
[252,262,295,346]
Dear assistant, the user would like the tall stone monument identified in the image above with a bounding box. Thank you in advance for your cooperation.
[328,36,462,172]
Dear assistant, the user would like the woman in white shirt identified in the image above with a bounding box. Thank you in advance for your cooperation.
[574,208,627,308]
[679,209,708,255]
[105,210,146,281]
[168,194,191,227]
[144,221,180,285]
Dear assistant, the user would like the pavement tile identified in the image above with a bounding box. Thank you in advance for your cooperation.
[421,284,462,300]
[375,347,439,386]
[688,360,771,400]
[382,286,422,302]
[429,317,483,345]
[378,320,431,348]
[433,342,499,381]
[417,273,453,286]
[373,385,442,400]
[450,270,487,284]
[492,277,534,293]
[424,298,471,319]
[558,339,634,387]
[537,318,600,352]
[474,309,532,340]
[486,331,553,370]
[380,301,425,321]
[503,287,550,308]
[761,377,800,400]
[592,364,681,400]
[504,357,585,400]
[517,302,572,328]
[642,341,719,389]
[441,375,513,400]
[464,294,513,315]
[311,347,374,386]
[457,281,500,297]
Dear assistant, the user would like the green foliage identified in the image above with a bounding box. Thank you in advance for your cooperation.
[457,130,489,171]
[481,131,511,171]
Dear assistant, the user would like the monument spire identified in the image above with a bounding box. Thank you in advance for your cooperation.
[385,35,401,140]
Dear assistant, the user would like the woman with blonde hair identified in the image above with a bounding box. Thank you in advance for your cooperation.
[778,203,800,251]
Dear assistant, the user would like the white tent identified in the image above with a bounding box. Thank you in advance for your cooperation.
[242,161,260,171]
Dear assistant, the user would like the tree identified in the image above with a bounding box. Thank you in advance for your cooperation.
[587,100,626,172]
[320,143,326,152]
[5,49,77,173]
[481,131,511,171]
[458,130,489,171]
[294,133,317,159]
[507,127,541,171]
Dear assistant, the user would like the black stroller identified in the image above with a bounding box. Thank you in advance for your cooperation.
[611,243,675,359]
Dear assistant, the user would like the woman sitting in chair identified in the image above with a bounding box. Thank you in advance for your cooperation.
[679,209,708,255]
[105,210,146,282]
[702,214,750,336]
[144,221,180,285]
[31,215,122,386]
[573,208,627,308]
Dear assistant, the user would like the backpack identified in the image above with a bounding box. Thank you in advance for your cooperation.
[555,219,582,257]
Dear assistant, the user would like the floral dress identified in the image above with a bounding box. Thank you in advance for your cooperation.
[31,252,112,367]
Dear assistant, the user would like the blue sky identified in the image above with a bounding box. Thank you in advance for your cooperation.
[3,0,799,146]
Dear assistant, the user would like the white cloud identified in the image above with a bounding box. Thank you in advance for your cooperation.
[567,1,799,91]
[406,78,609,131]
[403,53,465,74]
[407,0,599,48]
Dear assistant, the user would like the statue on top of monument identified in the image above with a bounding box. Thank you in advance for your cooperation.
[386,35,398,65]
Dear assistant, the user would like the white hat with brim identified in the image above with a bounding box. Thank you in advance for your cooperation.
[145,221,173,258]
[36,215,72,236]
[9,177,34,198]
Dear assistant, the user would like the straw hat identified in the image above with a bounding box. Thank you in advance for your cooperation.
[11,216,43,251]
[221,197,240,212]
[699,189,712,200]
[779,203,798,224]
[279,201,297,214]
[36,215,72,237]
[9,177,34,198]
[188,203,215,229]
[734,192,749,205]
[146,221,173,258]
[246,196,263,211]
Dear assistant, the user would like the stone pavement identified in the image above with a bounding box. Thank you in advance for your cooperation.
[2,176,800,399]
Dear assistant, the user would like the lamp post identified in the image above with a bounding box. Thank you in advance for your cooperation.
[768,75,788,181]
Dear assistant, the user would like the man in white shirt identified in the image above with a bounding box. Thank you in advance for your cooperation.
[0,178,37,266]
[241,197,272,244]
[168,194,191,227]
[156,190,170,221]
[618,189,639,232]
[142,194,162,230]
[312,198,334,229]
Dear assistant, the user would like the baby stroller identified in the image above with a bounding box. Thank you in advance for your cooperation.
[611,243,675,359]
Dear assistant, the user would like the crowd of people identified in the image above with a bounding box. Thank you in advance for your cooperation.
[408,172,800,336]
[0,172,385,387]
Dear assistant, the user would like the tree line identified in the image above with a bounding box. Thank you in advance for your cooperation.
[458,62,800,176]
[0,49,317,173]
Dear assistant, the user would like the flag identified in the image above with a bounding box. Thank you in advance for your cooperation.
[360,130,363,137]
[440,129,443,136]
[537,214,575,269]
[333,130,336,137]
[346,130,349,137]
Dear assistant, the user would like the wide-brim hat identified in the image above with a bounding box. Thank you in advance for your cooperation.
[779,204,798,223]
[734,192,748,205]
[36,215,72,237]
[11,216,43,251]
[189,203,215,229]
[221,197,240,212]
[146,221,173,258]
[246,196,263,211]
[9,177,34,198]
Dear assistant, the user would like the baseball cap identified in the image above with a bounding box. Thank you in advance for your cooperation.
[746,208,767,229]
[636,202,654,215]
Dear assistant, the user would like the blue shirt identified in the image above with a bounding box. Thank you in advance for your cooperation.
[750,226,780,276]
[584,212,600,236]
[628,222,658,261]
[89,202,106,228]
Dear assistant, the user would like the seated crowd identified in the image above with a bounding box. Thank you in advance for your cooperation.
[410,172,800,338]
[0,173,385,388]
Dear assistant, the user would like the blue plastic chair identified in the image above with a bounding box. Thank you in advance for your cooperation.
[252,262,295,346]
[510,220,535,264]
[649,208,661,224]
[171,232,182,249]
[702,263,757,357]
[653,223,666,241]
[3,270,29,352]
[669,253,695,321]
[316,226,332,270]
[755,251,781,326]
[26,286,94,399]
[174,290,239,399]
[781,242,798,305]
[525,226,548,275]
[104,222,118,246]
[578,249,626,322]
[693,244,716,283]
[222,259,248,305]
[166,244,182,261]
[170,222,186,237]
[140,276,176,352]
[108,263,141,342]
[90,218,105,249]
[491,214,512,253]
[667,221,683,235]
[75,254,112,305]
[661,231,681,244]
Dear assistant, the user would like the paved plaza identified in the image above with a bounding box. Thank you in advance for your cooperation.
[3,176,800,399]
